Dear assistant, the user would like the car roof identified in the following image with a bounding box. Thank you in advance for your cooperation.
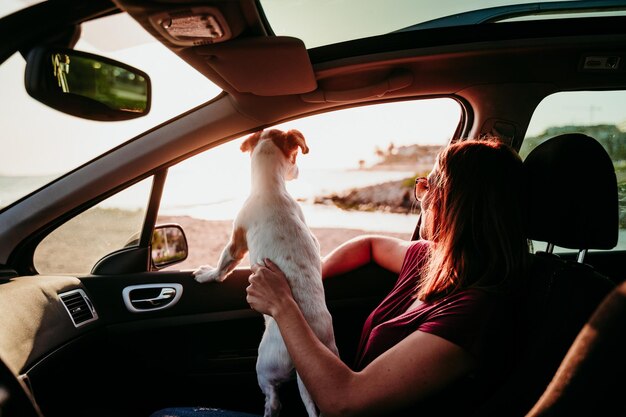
[260,0,626,48]
[93,1,621,133]
[5,1,626,127]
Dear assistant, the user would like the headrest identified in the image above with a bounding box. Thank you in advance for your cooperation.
[524,133,618,250]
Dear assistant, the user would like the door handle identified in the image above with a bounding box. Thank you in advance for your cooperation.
[122,283,183,313]
[300,70,413,103]
[133,288,176,305]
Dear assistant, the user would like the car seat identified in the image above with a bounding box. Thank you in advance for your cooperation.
[524,132,618,261]
[473,133,618,417]
[525,279,626,416]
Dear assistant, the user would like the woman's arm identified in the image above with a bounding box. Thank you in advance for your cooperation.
[247,260,475,417]
[321,235,412,279]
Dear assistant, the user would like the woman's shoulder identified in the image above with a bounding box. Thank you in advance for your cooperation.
[420,288,512,357]
[425,288,511,330]
[449,287,492,301]
[395,240,431,285]
[439,287,508,312]
[407,239,431,253]
[403,239,431,264]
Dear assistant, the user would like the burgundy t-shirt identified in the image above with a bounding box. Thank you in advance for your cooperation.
[354,240,510,371]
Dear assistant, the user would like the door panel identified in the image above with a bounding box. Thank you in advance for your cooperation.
[25,263,396,416]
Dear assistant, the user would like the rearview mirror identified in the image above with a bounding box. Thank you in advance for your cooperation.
[151,224,188,269]
[25,46,151,121]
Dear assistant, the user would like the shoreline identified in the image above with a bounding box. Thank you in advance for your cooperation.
[313,176,419,214]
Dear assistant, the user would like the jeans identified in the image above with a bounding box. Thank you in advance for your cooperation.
[150,408,261,417]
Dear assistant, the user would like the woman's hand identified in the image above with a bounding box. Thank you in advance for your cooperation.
[246,259,296,316]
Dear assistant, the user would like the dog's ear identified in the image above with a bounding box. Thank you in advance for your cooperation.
[286,129,309,155]
[240,131,263,153]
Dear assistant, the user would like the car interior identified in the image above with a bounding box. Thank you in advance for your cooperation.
[475,132,618,416]
[0,0,625,416]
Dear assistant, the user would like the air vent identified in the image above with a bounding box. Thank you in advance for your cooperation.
[59,289,98,327]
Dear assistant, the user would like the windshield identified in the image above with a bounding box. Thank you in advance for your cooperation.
[0,7,221,209]
[0,0,43,19]
[260,0,615,48]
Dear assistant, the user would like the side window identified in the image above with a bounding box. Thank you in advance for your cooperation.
[521,91,626,252]
[157,99,461,270]
[34,177,152,274]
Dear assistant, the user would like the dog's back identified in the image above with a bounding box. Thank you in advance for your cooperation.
[243,130,337,417]
[243,190,335,336]
[246,192,337,417]
[195,129,338,417]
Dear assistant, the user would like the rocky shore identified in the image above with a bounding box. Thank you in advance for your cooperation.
[314,176,420,215]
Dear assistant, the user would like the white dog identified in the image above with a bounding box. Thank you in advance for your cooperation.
[194,128,338,417]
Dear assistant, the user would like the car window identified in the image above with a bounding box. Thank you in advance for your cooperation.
[0,11,221,210]
[0,1,44,19]
[156,98,461,270]
[33,177,153,275]
[259,0,624,49]
[521,90,626,252]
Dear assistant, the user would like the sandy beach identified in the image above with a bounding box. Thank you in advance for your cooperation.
[34,207,413,275]
[157,215,412,270]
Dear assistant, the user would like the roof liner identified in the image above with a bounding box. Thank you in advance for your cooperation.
[112,1,626,125]
[115,0,317,96]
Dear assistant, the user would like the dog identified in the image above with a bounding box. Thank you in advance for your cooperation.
[194,128,338,417]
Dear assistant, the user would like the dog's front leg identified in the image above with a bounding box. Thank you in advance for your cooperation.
[194,227,248,283]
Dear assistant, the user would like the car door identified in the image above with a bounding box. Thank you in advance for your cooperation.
[25,174,395,416]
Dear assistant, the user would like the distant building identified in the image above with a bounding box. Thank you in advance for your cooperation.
[374,143,441,171]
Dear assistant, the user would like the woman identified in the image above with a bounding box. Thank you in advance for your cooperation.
[153,139,530,417]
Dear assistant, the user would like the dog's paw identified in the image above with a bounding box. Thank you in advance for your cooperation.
[193,265,223,283]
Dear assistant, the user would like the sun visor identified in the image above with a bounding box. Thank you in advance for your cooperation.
[195,36,317,96]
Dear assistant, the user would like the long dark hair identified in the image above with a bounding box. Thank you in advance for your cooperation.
[417,139,529,302]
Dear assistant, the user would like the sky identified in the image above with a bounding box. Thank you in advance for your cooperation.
[1,0,625,180]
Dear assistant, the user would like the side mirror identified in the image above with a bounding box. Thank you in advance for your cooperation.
[25,46,151,121]
[151,224,188,270]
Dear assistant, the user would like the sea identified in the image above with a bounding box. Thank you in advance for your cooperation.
[157,168,420,233]
[0,169,421,234]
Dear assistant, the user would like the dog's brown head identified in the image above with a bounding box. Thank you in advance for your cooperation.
[241,129,309,164]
